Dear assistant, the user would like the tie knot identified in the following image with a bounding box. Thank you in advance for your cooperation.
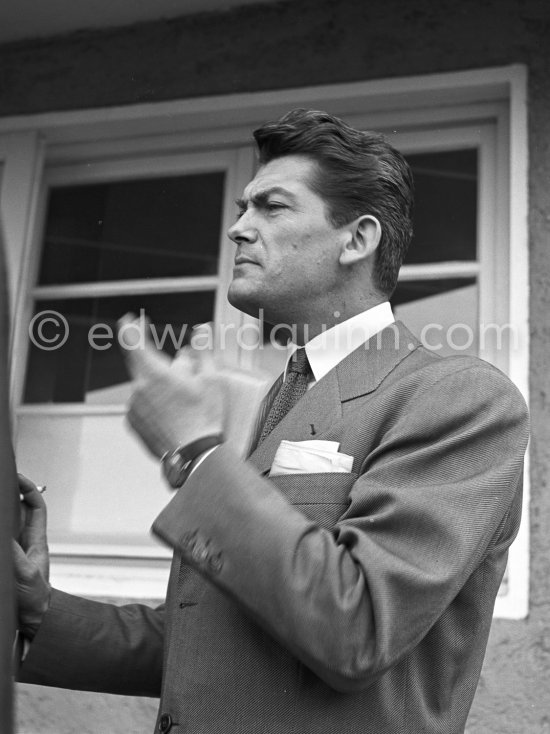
[288,347,310,376]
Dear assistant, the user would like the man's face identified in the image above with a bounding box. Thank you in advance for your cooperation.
[227,155,348,323]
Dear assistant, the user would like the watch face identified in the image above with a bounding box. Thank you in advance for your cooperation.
[163,452,188,488]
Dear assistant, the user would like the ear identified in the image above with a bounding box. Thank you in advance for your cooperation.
[338,215,382,266]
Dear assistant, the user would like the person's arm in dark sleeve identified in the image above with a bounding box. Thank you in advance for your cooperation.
[19,589,164,697]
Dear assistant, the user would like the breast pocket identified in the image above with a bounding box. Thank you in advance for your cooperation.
[270,472,358,529]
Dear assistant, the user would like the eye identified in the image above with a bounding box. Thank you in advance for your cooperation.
[234,200,247,220]
[265,201,286,213]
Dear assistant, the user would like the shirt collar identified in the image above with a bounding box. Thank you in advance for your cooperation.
[287,302,395,383]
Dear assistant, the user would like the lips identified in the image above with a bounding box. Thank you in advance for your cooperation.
[234,255,258,266]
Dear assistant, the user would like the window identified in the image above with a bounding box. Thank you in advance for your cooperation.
[25,170,226,405]
[13,148,253,596]
[393,148,478,356]
[1,66,528,615]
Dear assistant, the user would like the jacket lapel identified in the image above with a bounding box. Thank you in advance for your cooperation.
[247,321,421,475]
[336,321,420,402]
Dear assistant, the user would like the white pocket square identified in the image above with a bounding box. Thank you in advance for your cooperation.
[269,440,354,476]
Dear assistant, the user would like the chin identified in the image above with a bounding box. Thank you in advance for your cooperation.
[227,283,262,318]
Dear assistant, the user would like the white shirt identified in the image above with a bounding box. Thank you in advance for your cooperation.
[286,302,395,385]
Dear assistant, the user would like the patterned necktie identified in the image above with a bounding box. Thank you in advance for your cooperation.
[258,347,312,445]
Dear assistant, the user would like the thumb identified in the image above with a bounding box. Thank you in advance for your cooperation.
[118,312,171,380]
[173,322,218,375]
[13,540,34,578]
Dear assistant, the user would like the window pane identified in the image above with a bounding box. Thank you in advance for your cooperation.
[23,291,215,404]
[392,277,476,306]
[393,279,478,358]
[38,172,225,285]
[404,150,477,264]
[16,411,174,549]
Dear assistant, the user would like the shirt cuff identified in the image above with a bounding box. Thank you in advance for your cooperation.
[187,445,219,477]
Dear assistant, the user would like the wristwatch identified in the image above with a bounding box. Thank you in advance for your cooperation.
[161,434,223,488]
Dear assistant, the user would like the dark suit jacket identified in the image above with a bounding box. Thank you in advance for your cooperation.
[20,322,529,734]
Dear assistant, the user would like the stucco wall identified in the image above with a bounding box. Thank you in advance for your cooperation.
[4,0,550,731]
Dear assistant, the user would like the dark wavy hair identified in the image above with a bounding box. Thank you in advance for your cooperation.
[253,109,414,297]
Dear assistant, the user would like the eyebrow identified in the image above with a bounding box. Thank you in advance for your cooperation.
[235,186,297,210]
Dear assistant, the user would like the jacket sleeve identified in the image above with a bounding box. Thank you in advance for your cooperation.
[152,363,529,692]
[19,588,164,697]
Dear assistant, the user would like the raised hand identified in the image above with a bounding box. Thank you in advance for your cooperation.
[119,314,224,459]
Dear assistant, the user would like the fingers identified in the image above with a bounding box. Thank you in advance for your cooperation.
[13,539,27,563]
[18,474,46,509]
[172,347,198,374]
[13,539,52,635]
[118,312,171,380]
[13,539,49,582]
[192,323,218,373]
[174,322,218,375]
[18,473,38,493]
[17,474,48,551]
[119,313,218,382]
[190,322,215,350]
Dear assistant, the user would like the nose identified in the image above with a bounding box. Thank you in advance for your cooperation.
[228,212,257,245]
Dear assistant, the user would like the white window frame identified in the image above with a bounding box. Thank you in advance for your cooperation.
[13,147,257,599]
[0,65,528,616]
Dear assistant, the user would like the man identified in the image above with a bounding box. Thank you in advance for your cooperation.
[15,109,529,734]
